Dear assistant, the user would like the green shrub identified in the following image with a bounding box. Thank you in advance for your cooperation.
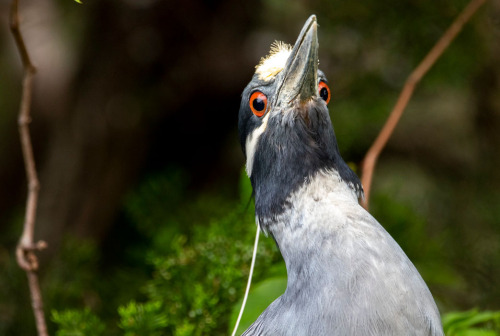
[52,169,281,335]
[118,301,167,336]
[51,308,105,336]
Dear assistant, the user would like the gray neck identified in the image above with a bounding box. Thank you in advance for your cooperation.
[245,171,444,336]
[260,170,360,289]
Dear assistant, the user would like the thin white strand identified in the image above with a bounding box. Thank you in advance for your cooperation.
[231,225,261,336]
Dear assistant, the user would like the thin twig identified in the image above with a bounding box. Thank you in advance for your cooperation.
[360,0,489,209]
[10,0,49,335]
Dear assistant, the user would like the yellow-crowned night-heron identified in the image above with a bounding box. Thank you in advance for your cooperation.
[237,15,444,335]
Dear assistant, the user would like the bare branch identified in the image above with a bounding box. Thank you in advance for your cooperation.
[360,0,489,209]
[10,0,49,335]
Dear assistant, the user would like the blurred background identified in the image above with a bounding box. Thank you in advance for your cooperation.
[1,0,499,334]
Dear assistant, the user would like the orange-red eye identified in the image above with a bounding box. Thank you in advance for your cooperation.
[249,91,268,117]
[318,81,331,104]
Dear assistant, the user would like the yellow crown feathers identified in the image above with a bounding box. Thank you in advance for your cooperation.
[255,41,292,81]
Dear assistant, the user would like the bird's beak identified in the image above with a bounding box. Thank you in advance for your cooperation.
[275,15,318,108]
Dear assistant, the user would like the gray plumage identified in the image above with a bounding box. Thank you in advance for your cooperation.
[238,15,444,336]
[242,173,443,335]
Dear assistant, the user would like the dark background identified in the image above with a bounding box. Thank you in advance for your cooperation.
[0,0,499,334]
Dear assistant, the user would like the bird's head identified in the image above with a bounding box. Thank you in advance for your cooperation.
[238,15,363,227]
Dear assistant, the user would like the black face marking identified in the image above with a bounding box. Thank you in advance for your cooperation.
[238,71,362,228]
[250,98,361,223]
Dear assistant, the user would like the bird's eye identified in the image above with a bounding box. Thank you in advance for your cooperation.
[318,81,331,104]
[249,91,268,117]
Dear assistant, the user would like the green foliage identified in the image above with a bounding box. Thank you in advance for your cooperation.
[49,169,281,335]
[51,308,105,336]
[442,309,500,336]
[133,172,279,335]
[118,301,167,336]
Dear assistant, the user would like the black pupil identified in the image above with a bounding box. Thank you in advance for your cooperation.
[320,87,329,101]
[252,97,265,111]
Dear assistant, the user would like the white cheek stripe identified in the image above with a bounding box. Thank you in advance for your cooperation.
[245,113,270,177]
